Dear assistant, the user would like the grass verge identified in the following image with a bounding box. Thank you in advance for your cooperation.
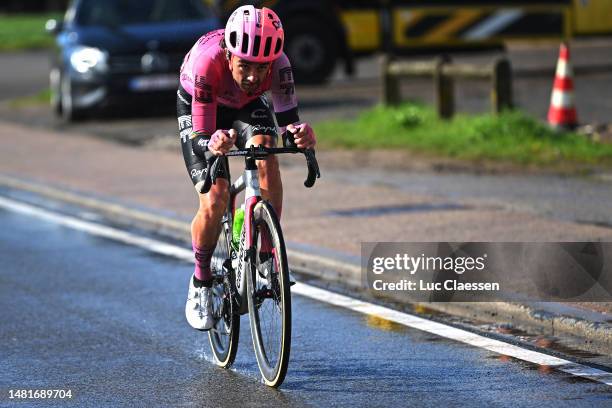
[8,88,51,108]
[0,13,61,51]
[313,103,612,168]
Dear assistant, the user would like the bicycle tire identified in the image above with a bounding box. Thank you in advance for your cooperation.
[208,215,240,368]
[247,201,291,387]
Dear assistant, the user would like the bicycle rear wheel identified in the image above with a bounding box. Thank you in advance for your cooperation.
[247,201,291,387]
[208,216,240,368]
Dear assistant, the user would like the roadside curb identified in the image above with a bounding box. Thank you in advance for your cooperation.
[1,174,611,354]
[414,301,612,353]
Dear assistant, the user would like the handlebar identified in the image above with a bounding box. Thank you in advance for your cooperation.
[200,139,320,194]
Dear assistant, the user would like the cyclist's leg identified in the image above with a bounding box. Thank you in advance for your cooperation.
[232,96,283,219]
[191,180,229,282]
[177,85,230,284]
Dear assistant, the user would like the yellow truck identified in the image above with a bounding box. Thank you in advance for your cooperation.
[213,1,612,83]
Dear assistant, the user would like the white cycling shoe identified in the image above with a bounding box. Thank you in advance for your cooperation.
[185,274,214,331]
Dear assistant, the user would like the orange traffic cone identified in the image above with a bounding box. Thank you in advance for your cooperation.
[547,42,578,130]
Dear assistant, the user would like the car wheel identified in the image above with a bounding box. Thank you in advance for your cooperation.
[285,17,338,84]
[60,75,85,122]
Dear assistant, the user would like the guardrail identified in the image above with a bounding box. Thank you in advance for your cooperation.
[382,56,513,119]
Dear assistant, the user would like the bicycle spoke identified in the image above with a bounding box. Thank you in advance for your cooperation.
[255,238,282,363]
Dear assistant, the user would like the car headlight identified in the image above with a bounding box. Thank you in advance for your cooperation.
[69,46,108,74]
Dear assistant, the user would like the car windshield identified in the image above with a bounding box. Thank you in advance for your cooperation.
[76,0,210,26]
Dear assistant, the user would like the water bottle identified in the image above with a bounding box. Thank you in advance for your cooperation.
[232,205,245,250]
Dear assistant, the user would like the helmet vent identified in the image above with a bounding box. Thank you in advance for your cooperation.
[274,38,282,55]
[229,31,237,48]
[253,35,261,57]
[263,36,272,57]
[241,33,249,54]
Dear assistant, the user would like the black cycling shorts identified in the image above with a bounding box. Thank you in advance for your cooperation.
[176,84,279,191]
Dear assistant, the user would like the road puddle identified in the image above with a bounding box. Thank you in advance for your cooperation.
[486,354,606,386]
[488,324,604,360]
[364,315,406,333]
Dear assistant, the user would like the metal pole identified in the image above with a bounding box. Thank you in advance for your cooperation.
[382,55,400,105]
[492,58,513,113]
[434,55,454,119]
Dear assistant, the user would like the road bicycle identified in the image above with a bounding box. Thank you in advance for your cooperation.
[200,135,320,387]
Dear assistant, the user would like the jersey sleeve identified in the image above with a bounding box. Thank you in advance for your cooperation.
[191,53,220,136]
[270,53,300,127]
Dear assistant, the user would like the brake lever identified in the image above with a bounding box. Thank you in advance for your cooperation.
[200,159,214,194]
[200,154,225,194]
[282,130,297,148]
[304,149,320,188]
[209,155,223,185]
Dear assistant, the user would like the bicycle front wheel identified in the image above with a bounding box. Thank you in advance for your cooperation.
[208,217,240,368]
[247,201,291,387]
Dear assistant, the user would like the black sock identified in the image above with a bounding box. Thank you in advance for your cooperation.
[193,275,213,288]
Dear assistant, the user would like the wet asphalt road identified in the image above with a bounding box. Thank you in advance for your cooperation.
[1,206,612,407]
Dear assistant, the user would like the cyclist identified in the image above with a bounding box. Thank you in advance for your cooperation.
[177,5,317,330]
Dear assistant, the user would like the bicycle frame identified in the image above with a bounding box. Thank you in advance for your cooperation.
[206,143,318,310]
[227,155,262,314]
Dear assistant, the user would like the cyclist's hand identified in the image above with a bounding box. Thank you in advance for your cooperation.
[208,129,237,156]
[287,123,316,149]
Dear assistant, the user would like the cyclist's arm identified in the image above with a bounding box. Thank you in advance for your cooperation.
[188,54,223,158]
[191,54,220,138]
[270,53,300,131]
[271,54,316,149]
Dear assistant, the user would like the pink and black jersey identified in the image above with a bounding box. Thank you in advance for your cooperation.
[180,29,299,135]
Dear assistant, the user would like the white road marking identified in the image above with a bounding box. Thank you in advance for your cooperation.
[1,195,611,386]
[0,195,193,262]
[292,284,612,386]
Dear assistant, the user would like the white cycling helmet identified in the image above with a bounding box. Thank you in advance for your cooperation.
[224,5,284,63]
